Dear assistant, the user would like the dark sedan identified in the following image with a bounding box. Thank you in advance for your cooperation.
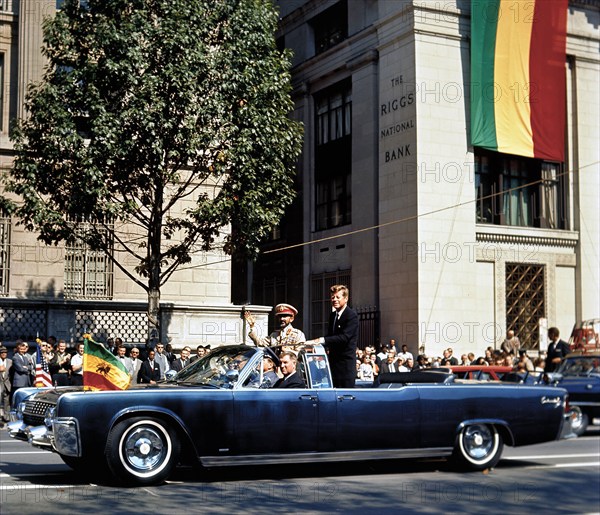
[549,352,600,436]
[8,344,569,485]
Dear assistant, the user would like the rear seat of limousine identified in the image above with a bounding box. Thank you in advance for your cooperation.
[375,371,455,388]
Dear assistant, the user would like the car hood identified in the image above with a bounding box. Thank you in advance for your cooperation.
[21,382,221,406]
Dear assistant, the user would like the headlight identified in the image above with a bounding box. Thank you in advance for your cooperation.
[44,407,56,428]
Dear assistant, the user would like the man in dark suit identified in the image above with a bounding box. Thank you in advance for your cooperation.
[11,342,33,393]
[170,346,191,372]
[379,352,398,374]
[273,352,305,388]
[309,284,359,388]
[138,349,161,384]
[545,327,570,372]
[0,346,12,423]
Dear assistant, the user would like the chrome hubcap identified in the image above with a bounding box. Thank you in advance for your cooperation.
[463,425,494,460]
[124,427,166,471]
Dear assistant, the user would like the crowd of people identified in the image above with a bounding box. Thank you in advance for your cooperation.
[354,326,570,382]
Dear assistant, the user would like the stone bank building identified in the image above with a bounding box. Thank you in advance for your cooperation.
[246,0,600,356]
[1,1,599,357]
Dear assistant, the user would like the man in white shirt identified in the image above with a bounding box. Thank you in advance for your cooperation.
[126,347,143,383]
[398,344,413,363]
[70,343,85,386]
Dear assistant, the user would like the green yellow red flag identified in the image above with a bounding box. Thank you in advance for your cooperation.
[471,0,568,161]
[83,336,131,391]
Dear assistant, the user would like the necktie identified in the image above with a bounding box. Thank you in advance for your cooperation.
[332,312,338,333]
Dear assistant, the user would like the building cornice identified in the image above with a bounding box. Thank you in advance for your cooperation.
[476,226,579,249]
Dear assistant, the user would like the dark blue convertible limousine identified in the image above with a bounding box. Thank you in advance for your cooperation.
[8,344,570,485]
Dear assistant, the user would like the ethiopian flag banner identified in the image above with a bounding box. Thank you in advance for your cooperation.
[83,336,131,391]
[471,0,568,161]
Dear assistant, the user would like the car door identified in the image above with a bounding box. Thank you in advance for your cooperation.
[334,385,421,451]
[232,388,319,454]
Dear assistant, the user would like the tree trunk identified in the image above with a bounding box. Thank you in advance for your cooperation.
[148,286,160,348]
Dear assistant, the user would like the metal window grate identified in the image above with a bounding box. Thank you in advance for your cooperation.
[506,263,546,351]
[64,217,114,299]
[0,307,46,340]
[74,310,148,343]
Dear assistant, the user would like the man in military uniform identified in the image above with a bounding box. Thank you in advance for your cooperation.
[245,303,306,348]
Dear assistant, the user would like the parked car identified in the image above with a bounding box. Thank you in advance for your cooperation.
[546,352,600,436]
[8,344,570,486]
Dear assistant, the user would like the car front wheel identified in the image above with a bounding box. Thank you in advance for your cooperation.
[453,423,503,470]
[106,417,180,486]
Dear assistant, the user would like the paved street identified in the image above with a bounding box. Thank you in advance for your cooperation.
[1,426,598,514]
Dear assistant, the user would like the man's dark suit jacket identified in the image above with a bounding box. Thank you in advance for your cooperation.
[380,361,397,374]
[324,307,359,388]
[545,339,571,372]
[273,371,305,389]
[170,359,189,372]
[137,360,161,383]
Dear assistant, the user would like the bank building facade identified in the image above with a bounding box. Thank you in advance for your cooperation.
[247,0,599,357]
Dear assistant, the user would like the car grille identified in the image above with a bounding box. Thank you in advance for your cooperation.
[23,399,55,426]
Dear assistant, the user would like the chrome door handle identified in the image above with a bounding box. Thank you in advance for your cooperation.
[337,395,356,401]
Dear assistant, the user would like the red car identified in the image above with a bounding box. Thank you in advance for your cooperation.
[447,366,514,381]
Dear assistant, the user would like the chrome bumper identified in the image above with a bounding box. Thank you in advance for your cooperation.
[7,420,29,441]
[560,411,577,439]
[7,421,53,449]
[27,425,54,449]
[6,410,80,457]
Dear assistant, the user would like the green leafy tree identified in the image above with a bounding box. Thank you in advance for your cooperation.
[3,0,303,342]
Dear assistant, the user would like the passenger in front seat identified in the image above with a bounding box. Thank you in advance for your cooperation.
[273,352,305,389]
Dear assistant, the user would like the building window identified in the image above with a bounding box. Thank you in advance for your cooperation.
[64,216,114,299]
[315,82,351,231]
[0,208,10,296]
[506,263,545,351]
[311,1,348,55]
[475,149,568,229]
[310,270,351,338]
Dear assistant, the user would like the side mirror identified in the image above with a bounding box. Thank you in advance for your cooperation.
[165,370,177,381]
[225,369,239,383]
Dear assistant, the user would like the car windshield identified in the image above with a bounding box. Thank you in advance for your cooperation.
[557,356,600,376]
[169,345,258,388]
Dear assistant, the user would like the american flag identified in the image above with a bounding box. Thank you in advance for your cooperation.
[35,343,53,387]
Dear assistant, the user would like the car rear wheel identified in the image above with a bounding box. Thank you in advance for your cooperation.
[453,423,503,470]
[106,417,179,486]
[570,406,589,437]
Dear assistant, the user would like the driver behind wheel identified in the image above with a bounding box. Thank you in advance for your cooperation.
[273,352,305,389]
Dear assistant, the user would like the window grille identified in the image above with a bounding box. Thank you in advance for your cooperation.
[64,216,114,299]
[506,263,546,350]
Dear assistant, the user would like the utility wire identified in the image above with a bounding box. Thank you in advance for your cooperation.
[263,161,599,255]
